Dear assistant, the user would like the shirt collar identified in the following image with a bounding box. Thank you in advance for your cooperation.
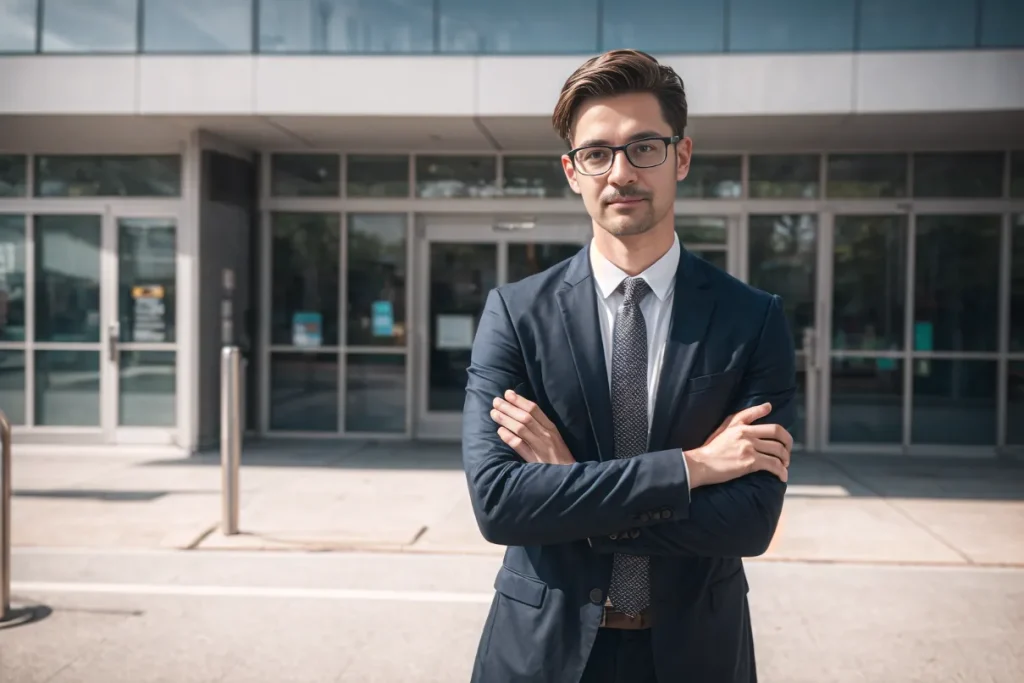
[590,232,680,302]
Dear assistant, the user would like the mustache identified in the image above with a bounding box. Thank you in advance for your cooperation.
[602,188,650,203]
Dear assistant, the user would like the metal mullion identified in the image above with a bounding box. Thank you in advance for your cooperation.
[270,345,341,353]
[25,210,35,426]
[906,351,1001,360]
[997,211,1011,448]
[830,350,914,359]
[903,211,916,452]
[345,347,409,355]
[338,209,348,435]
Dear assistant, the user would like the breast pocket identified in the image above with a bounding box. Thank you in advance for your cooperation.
[675,367,743,446]
[685,367,741,396]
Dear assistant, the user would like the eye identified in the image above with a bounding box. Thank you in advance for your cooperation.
[582,149,608,162]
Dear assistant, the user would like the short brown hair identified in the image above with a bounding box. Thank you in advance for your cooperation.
[552,49,688,148]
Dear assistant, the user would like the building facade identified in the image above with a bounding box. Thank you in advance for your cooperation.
[0,0,1022,457]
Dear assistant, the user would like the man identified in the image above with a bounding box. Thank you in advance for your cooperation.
[461,49,796,683]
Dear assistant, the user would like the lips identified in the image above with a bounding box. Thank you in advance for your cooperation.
[607,197,645,206]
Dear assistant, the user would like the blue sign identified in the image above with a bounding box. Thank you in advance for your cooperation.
[292,311,323,347]
[372,300,394,337]
[914,321,933,352]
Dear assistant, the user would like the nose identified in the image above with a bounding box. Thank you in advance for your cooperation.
[606,148,637,186]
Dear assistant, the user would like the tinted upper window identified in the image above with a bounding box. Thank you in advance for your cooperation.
[729,0,855,52]
[602,0,724,53]
[858,0,977,50]
[143,0,252,53]
[42,0,137,52]
[439,0,597,54]
[0,0,37,52]
[260,0,433,53]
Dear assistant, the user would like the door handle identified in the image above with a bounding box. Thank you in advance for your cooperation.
[108,322,120,362]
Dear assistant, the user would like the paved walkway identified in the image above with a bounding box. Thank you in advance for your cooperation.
[10,439,1024,566]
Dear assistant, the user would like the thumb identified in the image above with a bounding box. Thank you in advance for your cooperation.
[731,402,772,426]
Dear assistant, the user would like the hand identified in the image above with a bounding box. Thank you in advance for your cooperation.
[684,402,792,488]
[490,390,576,465]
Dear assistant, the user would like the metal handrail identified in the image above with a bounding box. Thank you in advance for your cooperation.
[221,346,241,535]
[1,410,11,620]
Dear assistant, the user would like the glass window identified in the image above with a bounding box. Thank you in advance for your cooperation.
[35,155,181,197]
[439,0,597,54]
[749,154,820,199]
[830,357,903,444]
[748,214,817,349]
[416,156,497,198]
[270,352,338,431]
[981,0,1024,48]
[143,0,252,53]
[270,154,340,197]
[347,214,407,347]
[859,0,977,50]
[0,215,26,342]
[119,350,175,426]
[118,219,176,344]
[914,215,1001,353]
[503,156,573,199]
[507,243,582,284]
[0,155,27,197]
[1011,152,1024,198]
[602,0,725,53]
[1009,361,1024,445]
[35,215,102,343]
[271,213,340,347]
[345,354,405,433]
[729,0,855,52]
[827,154,908,198]
[1011,217,1024,352]
[0,351,25,425]
[832,215,908,352]
[0,0,37,52]
[694,250,727,272]
[675,216,728,245]
[913,152,1004,198]
[260,0,433,53]
[35,350,101,426]
[677,156,742,199]
[347,155,409,198]
[911,359,996,446]
[42,0,137,52]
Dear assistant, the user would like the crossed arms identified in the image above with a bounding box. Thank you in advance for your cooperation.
[461,288,797,557]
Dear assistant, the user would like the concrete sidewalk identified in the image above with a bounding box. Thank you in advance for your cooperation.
[10,440,1024,566]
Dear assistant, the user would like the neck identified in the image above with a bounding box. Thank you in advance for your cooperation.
[591,220,675,276]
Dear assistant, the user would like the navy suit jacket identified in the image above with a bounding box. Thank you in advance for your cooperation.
[462,243,797,683]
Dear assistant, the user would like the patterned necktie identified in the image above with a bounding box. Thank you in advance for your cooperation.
[607,276,651,618]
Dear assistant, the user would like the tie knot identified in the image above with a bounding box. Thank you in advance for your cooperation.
[620,277,651,305]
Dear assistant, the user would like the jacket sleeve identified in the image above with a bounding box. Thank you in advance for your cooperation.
[588,294,796,558]
[462,288,693,548]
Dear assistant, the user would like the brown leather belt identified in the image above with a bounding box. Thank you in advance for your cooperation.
[600,606,653,630]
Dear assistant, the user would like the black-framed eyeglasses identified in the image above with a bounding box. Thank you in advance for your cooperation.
[567,135,680,176]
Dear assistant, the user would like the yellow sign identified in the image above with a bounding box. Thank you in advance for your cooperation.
[132,285,165,299]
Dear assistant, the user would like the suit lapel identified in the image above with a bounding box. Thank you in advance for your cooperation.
[648,250,716,451]
[557,248,616,462]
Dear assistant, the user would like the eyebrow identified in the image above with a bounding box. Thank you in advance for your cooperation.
[575,131,666,148]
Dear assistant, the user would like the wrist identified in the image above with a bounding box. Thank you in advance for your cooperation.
[682,449,706,489]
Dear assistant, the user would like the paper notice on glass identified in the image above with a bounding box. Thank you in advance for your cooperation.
[436,314,475,350]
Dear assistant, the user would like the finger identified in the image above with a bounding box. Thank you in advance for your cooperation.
[755,452,788,483]
[490,407,536,441]
[492,396,536,427]
[504,390,557,431]
[490,406,550,454]
[731,402,772,426]
[754,438,790,468]
[497,426,538,462]
[743,423,792,451]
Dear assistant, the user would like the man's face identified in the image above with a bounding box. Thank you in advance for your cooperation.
[562,92,691,238]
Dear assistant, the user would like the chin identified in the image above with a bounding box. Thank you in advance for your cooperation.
[599,215,654,237]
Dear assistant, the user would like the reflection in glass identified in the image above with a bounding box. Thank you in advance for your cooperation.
[270,154,340,197]
[503,157,573,199]
[676,216,727,245]
[416,156,497,198]
[913,152,1004,198]
[1012,218,1024,352]
[35,350,100,426]
[914,215,1000,353]
[35,155,182,197]
[827,154,907,198]
[42,0,137,52]
[439,0,597,53]
[345,354,406,433]
[0,351,25,425]
[0,215,26,341]
[911,359,996,446]
[730,0,855,52]
[749,154,820,198]
[830,357,903,444]
[602,0,725,53]
[0,0,37,52]
[119,219,176,343]
[119,351,176,426]
[347,214,406,347]
[1008,362,1024,445]
[793,361,807,444]
[260,0,433,53]
[1012,152,1024,198]
[507,243,581,284]
[677,156,742,198]
[347,155,409,198]
[270,353,338,431]
[693,250,727,272]
[980,0,1024,48]
[35,215,101,343]
[143,0,252,52]
[832,216,907,351]
[271,213,340,346]
[0,155,27,197]
[748,214,817,349]
[429,243,496,411]
[858,0,976,50]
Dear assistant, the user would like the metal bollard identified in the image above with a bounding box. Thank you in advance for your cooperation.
[221,347,241,535]
[1,410,11,620]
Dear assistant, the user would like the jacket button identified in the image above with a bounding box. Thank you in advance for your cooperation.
[630,529,640,539]
[661,508,673,520]
[609,533,618,540]
[589,588,603,604]
[637,512,649,523]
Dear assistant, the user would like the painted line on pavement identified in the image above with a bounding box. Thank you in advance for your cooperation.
[12,582,495,604]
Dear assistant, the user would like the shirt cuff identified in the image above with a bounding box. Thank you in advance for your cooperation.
[681,449,692,494]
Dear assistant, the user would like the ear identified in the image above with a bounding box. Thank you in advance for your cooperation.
[675,137,693,183]
[561,153,582,195]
